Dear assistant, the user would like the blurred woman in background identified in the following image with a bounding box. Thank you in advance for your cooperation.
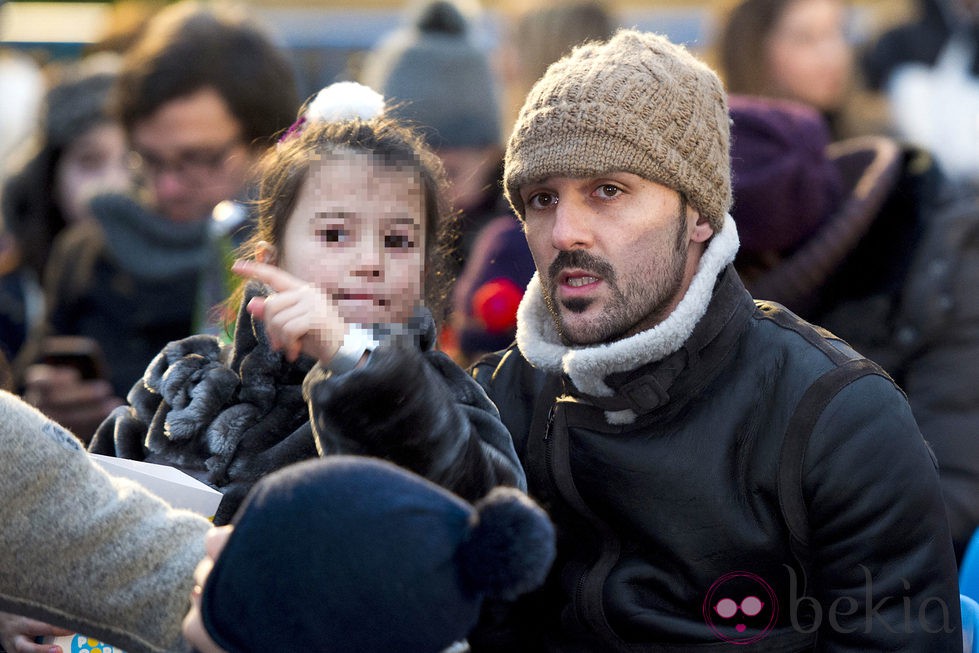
[717,0,858,138]
[0,54,131,361]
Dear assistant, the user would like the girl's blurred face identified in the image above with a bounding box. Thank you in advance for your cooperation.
[765,0,852,112]
[278,151,426,326]
[55,122,130,223]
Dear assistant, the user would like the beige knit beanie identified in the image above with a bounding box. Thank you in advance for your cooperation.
[504,29,731,232]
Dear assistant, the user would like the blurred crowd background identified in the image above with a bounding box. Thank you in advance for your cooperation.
[0,0,917,145]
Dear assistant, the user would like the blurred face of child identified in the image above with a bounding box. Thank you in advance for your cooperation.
[276,151,427,327]
[765,0,852,112]
[55,121,130,224]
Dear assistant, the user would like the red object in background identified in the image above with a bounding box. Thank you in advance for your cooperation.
[472,278,523,333]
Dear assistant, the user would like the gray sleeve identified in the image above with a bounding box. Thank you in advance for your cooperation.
[0,390,210,653]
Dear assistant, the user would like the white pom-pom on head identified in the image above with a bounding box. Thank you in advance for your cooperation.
[305,81,385,124]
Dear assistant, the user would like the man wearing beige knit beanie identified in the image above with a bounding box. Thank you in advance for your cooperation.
[470,29,961,650]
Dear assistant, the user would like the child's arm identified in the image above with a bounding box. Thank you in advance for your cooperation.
[231,259,344,364]
[303,344,526,502]
[0,390,210,653]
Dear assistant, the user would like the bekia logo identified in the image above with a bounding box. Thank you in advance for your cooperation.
[703,565,954,643]
[702,571,779,645]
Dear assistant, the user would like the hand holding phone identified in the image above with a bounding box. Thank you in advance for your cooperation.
[38,336,108,381]
[24,337,122,443]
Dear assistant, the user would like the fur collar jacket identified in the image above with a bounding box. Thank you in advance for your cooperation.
[90,282,316,523]
[91,283,525,523]
[469,220,961,650]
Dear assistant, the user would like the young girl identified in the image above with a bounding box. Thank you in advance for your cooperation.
[2,82,527,652]
[89,81,524,524]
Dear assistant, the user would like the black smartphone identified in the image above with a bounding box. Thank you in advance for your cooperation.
[39,336,108,380]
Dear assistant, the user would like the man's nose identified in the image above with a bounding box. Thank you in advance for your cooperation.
[152,170,190,201]
[551,199,593,251]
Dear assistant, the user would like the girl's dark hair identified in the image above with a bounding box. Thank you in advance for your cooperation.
[222,115,458,329]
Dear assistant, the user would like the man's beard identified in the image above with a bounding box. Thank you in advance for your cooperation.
[541,210,688,346]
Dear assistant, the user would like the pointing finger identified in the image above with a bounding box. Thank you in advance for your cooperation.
[245,296,266,321]
[231,259,303,293]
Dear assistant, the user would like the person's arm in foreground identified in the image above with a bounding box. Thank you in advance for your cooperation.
[0,390,210,653]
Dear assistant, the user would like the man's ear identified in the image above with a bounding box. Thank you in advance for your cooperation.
[689,209,714,244]
[256,241,278,264]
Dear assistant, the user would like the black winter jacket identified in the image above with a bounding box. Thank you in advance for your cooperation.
[90,283,524,523]
[470,261,961,651]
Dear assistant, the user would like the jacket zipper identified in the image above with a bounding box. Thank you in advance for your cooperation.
[546,399,622,644]
[545,401,589,632]
[543,403,555,441]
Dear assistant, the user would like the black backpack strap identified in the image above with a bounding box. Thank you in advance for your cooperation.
[778,358,889,564]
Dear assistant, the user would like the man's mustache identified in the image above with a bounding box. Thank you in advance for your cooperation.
[548,250,616,284]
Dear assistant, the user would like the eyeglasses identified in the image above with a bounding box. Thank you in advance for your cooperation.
[714,596,764,619]
[128,137,244,185]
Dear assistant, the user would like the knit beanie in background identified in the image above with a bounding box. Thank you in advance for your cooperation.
[201,456,555,653]
[512,0,616,88]
[43,53,121,149]
[728,94,843,257]
[504,29,731,232]
[361,0,501,150]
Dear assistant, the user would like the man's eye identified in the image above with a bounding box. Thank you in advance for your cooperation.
[527,192,557,209]
[596,184,621,198]
[384,234,414,249]
[315,228,346,243]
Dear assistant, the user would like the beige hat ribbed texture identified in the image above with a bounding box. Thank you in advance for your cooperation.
[504,29,731,232]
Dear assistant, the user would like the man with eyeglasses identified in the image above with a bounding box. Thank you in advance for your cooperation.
[9,0,297,563]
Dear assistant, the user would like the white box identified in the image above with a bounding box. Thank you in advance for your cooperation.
[90,453,223,520]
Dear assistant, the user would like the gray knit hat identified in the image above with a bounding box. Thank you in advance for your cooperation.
[504,29,731,232]
[361,0,501,150]
[43,53,121,149]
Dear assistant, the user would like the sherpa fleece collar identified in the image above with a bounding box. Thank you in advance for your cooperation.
[515,213,740,399]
